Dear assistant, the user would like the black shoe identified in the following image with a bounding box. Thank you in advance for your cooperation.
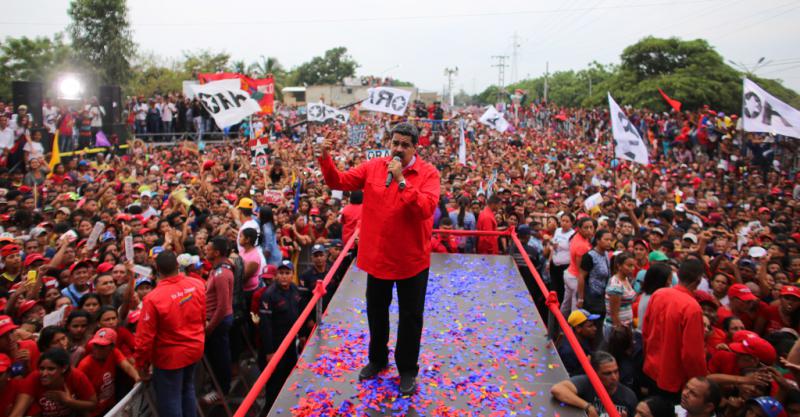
[399,373,417,395]
[358,362,387,380]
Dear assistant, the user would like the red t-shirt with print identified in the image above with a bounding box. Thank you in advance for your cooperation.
[77,348,126,416]
[21,368,96,417]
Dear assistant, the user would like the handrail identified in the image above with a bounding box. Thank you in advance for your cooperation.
[233,230,359,417]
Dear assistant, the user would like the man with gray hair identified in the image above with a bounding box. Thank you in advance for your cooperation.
[550,351,637,417]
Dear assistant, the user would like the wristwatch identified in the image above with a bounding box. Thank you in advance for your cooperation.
[398,179,407,190]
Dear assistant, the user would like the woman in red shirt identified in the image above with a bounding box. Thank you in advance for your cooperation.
[77,328,139,416]
[95,307,135,358]
[9,348,96,417]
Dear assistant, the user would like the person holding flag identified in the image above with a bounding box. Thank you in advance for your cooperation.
[318,122,440,395]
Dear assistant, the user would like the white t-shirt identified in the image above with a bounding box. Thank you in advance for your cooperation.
[135,103,148,121]
[86,105,105,127]
[551,227,575,266]
[0,127,14,151]
[23,141,44,161]
[43,106,58,133]
[161,103,176,122]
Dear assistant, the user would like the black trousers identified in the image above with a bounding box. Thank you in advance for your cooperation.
[366,268,429,375]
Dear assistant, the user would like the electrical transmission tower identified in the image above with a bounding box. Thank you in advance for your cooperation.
[444,67,458,107]
[510,32,521,84]
[491,55,509,102]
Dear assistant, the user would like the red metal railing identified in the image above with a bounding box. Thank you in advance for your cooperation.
[234,228,618,417]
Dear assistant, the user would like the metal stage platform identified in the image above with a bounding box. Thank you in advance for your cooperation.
[267,253,583,417]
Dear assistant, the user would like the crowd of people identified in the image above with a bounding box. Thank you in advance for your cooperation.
[0,87,797,417]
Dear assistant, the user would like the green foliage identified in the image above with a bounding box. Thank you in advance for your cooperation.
[0,34,73,99]
[248,56,287,100]
[182,50,231,76]
[68,0,135,85]
[292,47,358,86]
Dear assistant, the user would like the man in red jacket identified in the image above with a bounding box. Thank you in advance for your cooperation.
[134,251,206,417]
[642,258,708,404]
[319,122,440,395]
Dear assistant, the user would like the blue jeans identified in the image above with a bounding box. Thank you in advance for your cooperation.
[152,363,198,417]
[205,315,233,393]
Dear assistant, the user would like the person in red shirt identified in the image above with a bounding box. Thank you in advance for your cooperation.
[716,283,764,330]
[755,285,800,335]
[201,236,235,402]
[340,190,363,246]
[95,307,135,358]
[9,348,97,417]
[319,123,440,395]
[431,217,458,253]
[476,195,500,255]
[562,217,594,317]
[134,252,206,417]
[706,332,774,389]
[0,315,40,378]
[642,258,708,403]
[77,328,139,416]
[0,353,25,416]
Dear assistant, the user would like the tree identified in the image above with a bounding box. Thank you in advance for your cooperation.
[248,56,287,100]
[68,0,135,85]
[292,47,358,86]
[125,52,186,98]
[182,50,231,77]
[230,60,247,75]
[0,34,73,99]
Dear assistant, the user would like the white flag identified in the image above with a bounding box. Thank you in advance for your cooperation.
[192,79,261,128]
[742,78,800,139]
[608,93,649,165]
[458,120,467,165]
[478,106,509,132]
[360,87,411,116]
[307,102,349,124]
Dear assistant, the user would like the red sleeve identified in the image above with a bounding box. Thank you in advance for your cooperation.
[67,368,96,400]
[19,371,40,396]
[318,154,369,191]
[116,327,135,357]
[398,166,440,220]
[681,306,709,378]
[18,340,40,372]
[112,348,126,366]
[134,297,159,369]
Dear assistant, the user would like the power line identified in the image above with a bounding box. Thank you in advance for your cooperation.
[491,55,509,102]
[0,0,730,27]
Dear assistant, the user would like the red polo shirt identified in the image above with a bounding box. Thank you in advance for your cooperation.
[319,154,440,279]
[643,284,708,393]
[134,274,206,370]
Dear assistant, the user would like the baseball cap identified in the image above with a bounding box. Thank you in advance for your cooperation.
[747,397,785,417]
[694,290,719,307]
[648,251,669,262]
[278,260,294,271]
[237,198,254,210]
[730,336,777,365]
[96,262,115,275]
[682,233,698,244]
[0,315,18,336]
[311,244,326,254]
[650,227,665,236]
[69,259,93,273]
[1,244,20,257]
[780,285,800,299]
[261,264,277,280]
[329,239,343,248]
[16,300,40,318]
[135,277,154,289]
[88,327,117,347]
[567,309,600,327]
[516,224,531,235]
[133,243,146,251]
[0,353,11,373]
[309,208,320,216]
[728,283,758,302]
[632,239,650,250]
[23,253,46,267]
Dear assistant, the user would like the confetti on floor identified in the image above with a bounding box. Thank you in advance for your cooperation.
[267,253,582,417]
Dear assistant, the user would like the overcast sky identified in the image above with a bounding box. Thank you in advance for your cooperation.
[3,0,800,96]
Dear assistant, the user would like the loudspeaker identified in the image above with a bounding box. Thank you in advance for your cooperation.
[11,81,44,128]
[111,123,130,156]
[98,85,122,127]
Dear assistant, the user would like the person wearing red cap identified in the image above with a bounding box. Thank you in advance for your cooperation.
[0,352,24,416]
[61,260,93,306]
[319,123,440,395]
[0,244,22,293]
[706,331,775,389]
[642,259,708,402]
[716,283,764,330]
[134,251,206,417]
[78,328,139,416]
[0,314,39,378]
[755,285,800,335]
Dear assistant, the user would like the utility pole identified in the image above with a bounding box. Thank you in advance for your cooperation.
[589,74,592,97]
[543,61,549,103]
[510,32,521,84]
[444,67,458,107]
[491,55,509,103]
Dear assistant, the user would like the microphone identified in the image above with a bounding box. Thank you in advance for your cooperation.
[385,156,402,187]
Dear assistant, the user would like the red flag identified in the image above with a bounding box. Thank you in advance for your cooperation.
[658,88,682,112]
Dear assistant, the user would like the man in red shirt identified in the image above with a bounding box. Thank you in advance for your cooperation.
[202,236,234,401]
[476,195,500,255]
[716,283,762,330]
[341,190,362,245]
[643,258,708,404]
[0,315,39,378]
[319,123,440,395]
[135,251,206,417]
